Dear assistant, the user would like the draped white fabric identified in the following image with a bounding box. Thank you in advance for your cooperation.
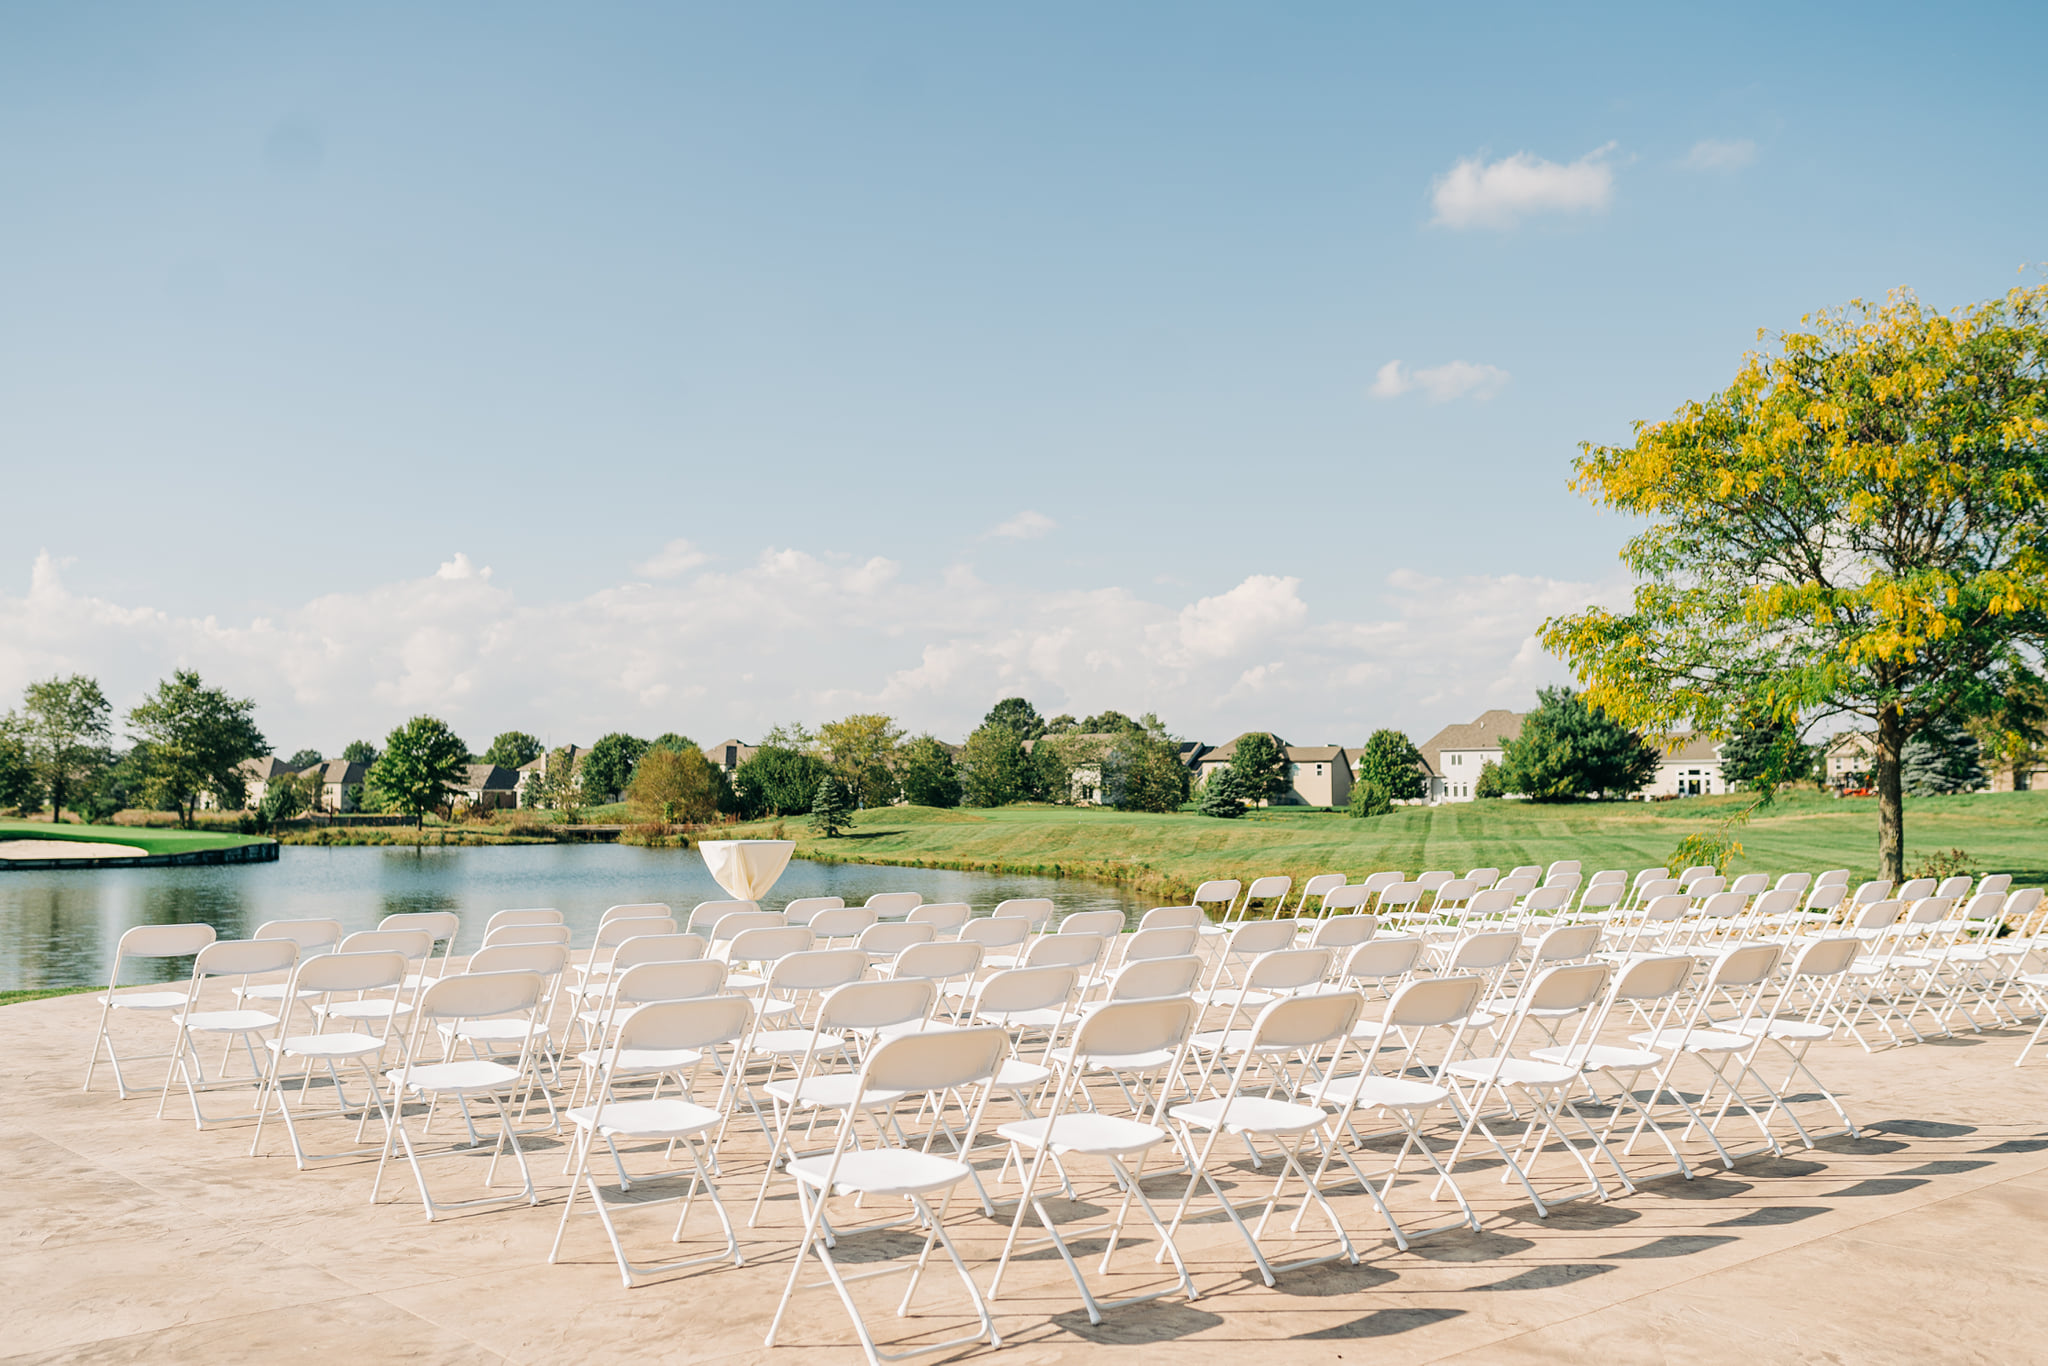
[698,839,795,901]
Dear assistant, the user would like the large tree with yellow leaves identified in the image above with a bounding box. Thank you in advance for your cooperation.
[1543,283,2048,879]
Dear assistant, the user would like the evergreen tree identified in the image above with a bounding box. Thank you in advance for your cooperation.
[1197,767,1246,819]
[1355,729,1427,802]
[1497,687,1659,801]
[1473,760,1506,799]
[1719,714,1811,789]
[1346,778,1392,819]
[1901,713,1986,795]
[809,776,853,837]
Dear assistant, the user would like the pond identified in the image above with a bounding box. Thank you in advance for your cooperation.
[0,844,1151,990]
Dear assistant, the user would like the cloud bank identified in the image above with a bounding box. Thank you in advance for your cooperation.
[0,550,1615,752]
[1431,144,1616,230]
[1370,359,1510,403]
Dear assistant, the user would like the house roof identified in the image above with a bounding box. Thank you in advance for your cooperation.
[1189,732,1288,768]
[304,760,367,784]
[463,763,519,792]
[1417,710,1525,776]
[1284,745,1348,765]
[1827,731,1878,756]
[707,739,758,769]
[236,756,295,781]
[1656,734,1725,764]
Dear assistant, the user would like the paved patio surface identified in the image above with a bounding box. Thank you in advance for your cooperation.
[6,987,2046,1364]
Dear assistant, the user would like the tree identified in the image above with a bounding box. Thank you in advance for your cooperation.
[1719,714,1812,790]
[1226,733,1290,806]
[1101,714,1190,813]
[898,735,962,808]
[366,716,470,828]
[1355,729,1427,803]
[1346,778,1392,818]
[0,715,36,812]
[648,732,699,754]
[733,745,829,817]
[759,722,818,751]
[1496,687,1659,802]
[627,745,721,824]
[125,671,268,827]
[1197,766,1246,818]
[1078,710,1140,735]
[958,723,1033,807]
[19,674,112,824]
[809,776,853,837]
[1473,760,1506,799]
[260,769,313,825]
[582,732,647,802]
[481,731,543,770]
[1902,713,1987,795]
[983,697,1046,741]
[1543,284,2048,879]
[285,748,324,770]
[341,739,378,765]
[819,713,904,808]
[524,746,590,819]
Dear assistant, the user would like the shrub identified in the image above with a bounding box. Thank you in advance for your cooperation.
[1346,779,1391,819]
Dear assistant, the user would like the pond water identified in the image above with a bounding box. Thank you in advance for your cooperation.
[0,845,1150,990]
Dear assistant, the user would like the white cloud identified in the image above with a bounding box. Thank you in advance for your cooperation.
[634,538,711,579]
[987,510,1056,541]
[1683,138,1757,172]
[0,551,1623,751]
[1370,359,1510,403]
[1431,144,1616,230]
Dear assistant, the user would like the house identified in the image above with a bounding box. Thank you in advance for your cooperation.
[1643,734,1728,798]
[1824,731,1879,791]
[1181,733,1355,808]
[705,739,758,777]
[515,744,585,806]
[1991,751,2048,792]
[456,763,520,812]
[196,756,299,811]
[1417,710,1525,804]
[303,760,368,813]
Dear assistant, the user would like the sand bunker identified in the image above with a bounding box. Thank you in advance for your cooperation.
[0,839,147,860]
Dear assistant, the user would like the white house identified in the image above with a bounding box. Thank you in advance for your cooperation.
[1643,734,1727,798]
[1417,710,1524,804]
[1825,731,1878,791]
[196,756,299,811]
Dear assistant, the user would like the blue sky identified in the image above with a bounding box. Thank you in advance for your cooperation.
[2,3,2043,753]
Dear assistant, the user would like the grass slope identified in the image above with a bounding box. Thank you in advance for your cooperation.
[0,819,266,857]
[716,791,2048,901]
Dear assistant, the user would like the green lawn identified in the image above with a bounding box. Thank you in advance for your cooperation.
[714,791,2048,901]
[0,819,267,857]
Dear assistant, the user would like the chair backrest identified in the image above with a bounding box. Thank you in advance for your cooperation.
[1322,885,1374,915]
[1245,991,1362,1052]
[193,938,300,979]
[1547,859,1581,878]
[1105,955,1203,1001]
[1850,879,1893,906]
[112,922,217,967]
[1069,996,1198,1060]
[1635,878,1680,902]
[468,943,570,977]
[1383,973,1486,1029]
[1805,883,1848,913]
[1493,875,1537,897]
[991,898,1056,929]
[1610,953,1696,1002]
[1897,878,1937,903]
[1901,896,1953,927]
[415,969,544,1022]
[1510,865,1543,880]
[1708,943,1784,990]
[1358,870,1404,897]
[907,902,971,934]
[610,958,726,1004]
[1447,930,1523,973]
[290,949,408,996]
[960,916,1031,949]
[1640,893,1691,924]
[727,926,815,964]
[1224,920,1298,956]
[594,916,679,949]
[609,932,708,970]
[379,911,460,946]
[1297,873,1347,910]
[1435,878,1479,905]
[1311,915,1377,950]
[1850,900,1903,934]
[485,908,562,932]
[780,896,843,925]
[1342,936,1424,983]
[482,923,572,948]
[1245,875,1292,904]
[1729,873,1770,896]
[337,928,434,959]
[1588,869,1627,888]
[708,911,785,943]
[1678,865,1715,888]
[1699,891,1749,920]
[1787,934,1861,978]
[1687,875,1727,898]
[1632,867,1665,888]
[1752,889,1801,919]
[1529,923,1602,963]
[612,994,752,1054]
[1978,873,2013,899]
[808,907,879,940]
[859,1025,1008,1093]
[857,922,936,958]
[2006,887,2044,925]
[863,892,924,918]
[819,977,938,1031]
[1522,886,1571,914]
[684,900,757,934]
[1138,905,1205,931]
[1467,888,1518,917]
[1545,874,1584,897]
[1416,871,1454,892]
[601,903,674,926]
[1464,867,1501,890]
[765,947,870,994]
[1578,882,1626,910]
[1058,909,1127,937]
[1191,880,1240,909]
[1243,947,1333,993]
[1815,868,1850,888]
[253,919,343,951]
[1377,881,1425,909]
[1023,933,1106,970]
[1121,926,1199,961]
[1935,875,1974,900]
[1774,872,1812,894]
[1521,961,1612,1014]
[976,964,1079,1014]
[890,940,983,984]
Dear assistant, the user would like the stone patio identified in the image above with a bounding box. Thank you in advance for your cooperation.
[6,986,2046,1364]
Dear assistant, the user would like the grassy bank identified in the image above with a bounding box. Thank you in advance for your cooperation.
[0,819,267,857]
[712,791,2048,902]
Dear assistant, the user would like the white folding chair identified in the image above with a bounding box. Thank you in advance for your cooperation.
[1730,934,1864,1144]
[1138,905,1205,932]
[1057,908,1127,938]
[380,911,461,990]
[1293,873,1348,919]
[550,994,755,1287]
[1232,875,1293,924]
[1191,880,1239,939]
[781,896,843,926]
[858,921,936,968]
[238,919,344,1018]
[604,902,675,926]
[485,908,563,934]
[249,948,412,1167]
[806,906,878,945]
[906,902,971,937]
[83,921,218,1098]
[684,900,758,936]
[863,892,923,922]
[1195,919,1298,1001]
[156,938,302,1127]
[482,923,573,949]
[990,997,1202,1324]
[763,1026,1011,1366]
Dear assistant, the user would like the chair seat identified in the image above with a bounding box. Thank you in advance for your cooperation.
[576,1046,705,1074]
[442,1018,548,1044]
[765,1074,907,1110]
[997,1112,1167,1156]
[389,1059,521,1094]
[788,1148,970,1197]
[235,983,316,1002]
[1170,1095,1324,1136]
[1733,1018,1832,1041]
[750,998,800,1017]
[1048,1044,1176,1072]
[174,1009,279,1033]
[1628,1027,1752,1054]
[317,999,410,1021]
[568,1097,721,1139]
[1530,1042,1660,1071]
[980,1007,1066,1031]
[270,1031,384,1059]
[104,991,190,1011]
[1318,1073,1449,1111]
[725,973,767,990]
[1486,997,1579,1019]
[1445,1056,1577,1087]
[994,1058,1050,1090]
[749,1029,844,1056]
[1189,988,1275,1008]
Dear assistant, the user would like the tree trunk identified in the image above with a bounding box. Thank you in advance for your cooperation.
[1876,704,1905,883]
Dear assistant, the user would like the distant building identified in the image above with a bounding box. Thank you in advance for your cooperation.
[1417,710,1524,804]
[1824,731,1878,791]
[705,739,758,777]
[515,744,585,806]
[1181,733,1354,808]
[303,759,368,812]
[196,756,299,811]
[456,763,520,812]
[1643,735,1727,798]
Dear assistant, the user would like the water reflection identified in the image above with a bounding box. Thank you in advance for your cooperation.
[0,844,1148,989]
